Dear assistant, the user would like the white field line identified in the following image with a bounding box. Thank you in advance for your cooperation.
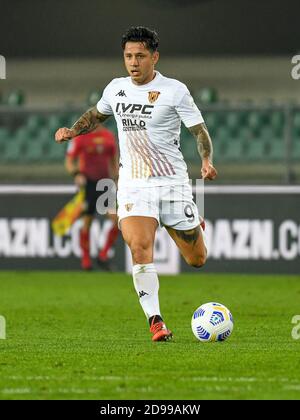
[186,376,297,383]
[0,185,76,194]
[5,375,123,381]
[283,385,300,391]
[2,377,300,396]
[0,387,101,395]
[1,185,300,195]
[4,375,300,384]
[2,384,299,396]
[198,185,300,194]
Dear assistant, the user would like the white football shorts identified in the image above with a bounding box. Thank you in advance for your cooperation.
[117,183,201,231]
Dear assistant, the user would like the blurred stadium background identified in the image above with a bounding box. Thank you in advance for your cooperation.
[0,0,299,274]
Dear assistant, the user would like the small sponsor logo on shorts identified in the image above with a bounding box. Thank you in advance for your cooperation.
[125,203,134,212]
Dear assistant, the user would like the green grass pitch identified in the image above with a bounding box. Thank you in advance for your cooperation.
[0,271,300,400]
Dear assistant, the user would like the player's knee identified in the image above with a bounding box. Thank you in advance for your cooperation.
[129,239,152,264]
[185,253,207,268]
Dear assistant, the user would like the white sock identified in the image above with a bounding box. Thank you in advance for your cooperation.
[132,263,161,320]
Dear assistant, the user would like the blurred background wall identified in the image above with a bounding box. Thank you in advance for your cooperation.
[0,0,300,184]
[0,0,300,271]
[1,0,299,57]
[3,57,299,106]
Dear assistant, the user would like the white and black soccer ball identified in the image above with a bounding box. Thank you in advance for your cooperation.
[191,302,234,342]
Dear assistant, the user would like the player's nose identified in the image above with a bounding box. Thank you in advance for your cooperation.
[130,57,139,66]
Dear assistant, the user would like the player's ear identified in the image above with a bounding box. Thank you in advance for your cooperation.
[152,51,159,65]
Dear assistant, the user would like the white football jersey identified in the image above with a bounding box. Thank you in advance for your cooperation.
[97,71,204,188]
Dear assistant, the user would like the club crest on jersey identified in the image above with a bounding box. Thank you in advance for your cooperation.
[125,203,134,212]
[148,91,160,103]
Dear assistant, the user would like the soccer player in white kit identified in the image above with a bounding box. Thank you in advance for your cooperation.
[55,27,217,342]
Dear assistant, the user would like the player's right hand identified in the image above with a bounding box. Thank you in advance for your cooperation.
[55,127,76,143]
[201,159,218,180]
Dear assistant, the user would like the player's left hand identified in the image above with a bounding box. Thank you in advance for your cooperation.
[201,159,217,180]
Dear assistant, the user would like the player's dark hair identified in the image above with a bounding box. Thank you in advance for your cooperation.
[121,26,159,52]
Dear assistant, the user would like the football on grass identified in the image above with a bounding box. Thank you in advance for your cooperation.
[191,302,234,342]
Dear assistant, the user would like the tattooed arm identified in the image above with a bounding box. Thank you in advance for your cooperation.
[55,106,111,143]
[188,122,217,180]
[189,123,213,160]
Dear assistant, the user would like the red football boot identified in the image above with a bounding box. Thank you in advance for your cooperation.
[150,317,173,342]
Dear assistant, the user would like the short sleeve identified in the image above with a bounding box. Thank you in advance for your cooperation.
[97,83,114,115]
[66,138,80,157]
[175,85,204,128]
